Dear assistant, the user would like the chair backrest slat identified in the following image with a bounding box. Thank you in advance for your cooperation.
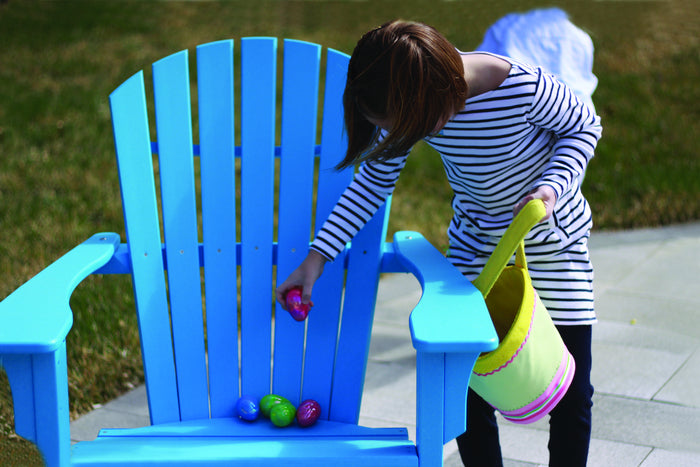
[273,39,321,404]
[295,49,353,416]
[323,41,390,416]
[330,201,390,423]
[196,40,239,418]
[315,48,353,225]
[152,51,210,421]
[291,49,353,414]
[239,37,277,397]
[110,39,392,427]
[109,73,180,425]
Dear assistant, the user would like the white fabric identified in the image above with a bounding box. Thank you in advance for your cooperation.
[477,7,598,111]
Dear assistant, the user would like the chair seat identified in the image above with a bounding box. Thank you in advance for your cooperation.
[71,418,418,466]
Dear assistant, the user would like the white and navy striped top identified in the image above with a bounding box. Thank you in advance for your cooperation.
[311,53,603,324]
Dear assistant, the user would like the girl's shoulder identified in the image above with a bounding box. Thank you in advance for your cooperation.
[460,51,540,101]
[461,51,540,79]
[460,50,539,70]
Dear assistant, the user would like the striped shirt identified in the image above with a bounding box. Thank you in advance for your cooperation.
[311,53,602,324]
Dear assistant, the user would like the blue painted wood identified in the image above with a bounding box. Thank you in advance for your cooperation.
[273,39,321,404]
[0,233,120,467]
[239,37,277,397]
[0,38,503,467]
[298,264,342,415]
[109,72,181,424]
[73,438,417,467]
[32,345,71,467]
[149,142,324,158]
[0,234,119,354]
[2,348,71,467]
[153,50,210,421]
[1,355,36,442]
[72,419,417,466]
[443,352,479,444]
[329,199,391,424]
[393,231,498,352]
[96,417,411,438]
[300,48,354,417]
[315,48,352,223]
[415,351,445,467]
[196,39,240,418]
[393,230,498,461]
[94,242,132,275]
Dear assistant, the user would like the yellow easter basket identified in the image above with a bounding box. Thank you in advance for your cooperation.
[469,200,575,424]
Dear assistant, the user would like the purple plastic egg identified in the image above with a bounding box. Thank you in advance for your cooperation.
[285,287,311,322]
[296,399,321,427]
[235,395,260,421]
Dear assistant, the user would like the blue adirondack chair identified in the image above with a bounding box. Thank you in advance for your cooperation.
[0,38,497,466]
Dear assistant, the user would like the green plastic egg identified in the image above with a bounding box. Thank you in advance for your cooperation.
[270,402,297,427]
[260,394,291,418]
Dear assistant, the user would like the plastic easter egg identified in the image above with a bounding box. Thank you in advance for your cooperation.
[296,399,321,427]
[235,395,259,421]
[285,286,312,321]
[270,402,297,427]
[260,394,292,418]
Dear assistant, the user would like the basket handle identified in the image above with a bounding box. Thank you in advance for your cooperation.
[472,199,546,297]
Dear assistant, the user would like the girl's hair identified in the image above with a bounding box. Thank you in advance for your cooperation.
[336,20,469,170]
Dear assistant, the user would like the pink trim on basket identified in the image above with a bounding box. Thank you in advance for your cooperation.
[500,350,576,424]
[473,290,537,377]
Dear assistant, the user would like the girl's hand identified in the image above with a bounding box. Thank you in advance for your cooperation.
[275,250,328,310]
[513,185,557,222]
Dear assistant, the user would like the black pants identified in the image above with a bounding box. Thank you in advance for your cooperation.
[457,325,594,467]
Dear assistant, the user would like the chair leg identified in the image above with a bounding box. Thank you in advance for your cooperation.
[443,352,478,443]
[3,355,36,443]
[2,343,71,467]
[416,351,444,467]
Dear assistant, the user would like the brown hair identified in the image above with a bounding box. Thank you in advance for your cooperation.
[337,20,469,170]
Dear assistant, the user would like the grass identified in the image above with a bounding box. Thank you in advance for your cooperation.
[0,0,698,463]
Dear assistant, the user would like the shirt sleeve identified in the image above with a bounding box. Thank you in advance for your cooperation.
[310,152,409,261]
[527,68,602,200]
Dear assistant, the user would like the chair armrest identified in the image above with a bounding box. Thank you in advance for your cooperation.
[0,233,121,354]
[391,231,498,353]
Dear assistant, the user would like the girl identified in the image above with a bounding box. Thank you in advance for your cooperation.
[276,20,601,466]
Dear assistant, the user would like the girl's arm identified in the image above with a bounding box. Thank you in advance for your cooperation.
[276,153,409,308]
[526,69,602,206]
[310,153,409,260]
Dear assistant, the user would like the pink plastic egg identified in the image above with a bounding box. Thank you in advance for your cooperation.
[285,287,311,321]
[235,395,260,421]
[296,399,321,427]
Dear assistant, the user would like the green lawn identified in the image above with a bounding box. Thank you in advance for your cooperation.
[1,0,698,463]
